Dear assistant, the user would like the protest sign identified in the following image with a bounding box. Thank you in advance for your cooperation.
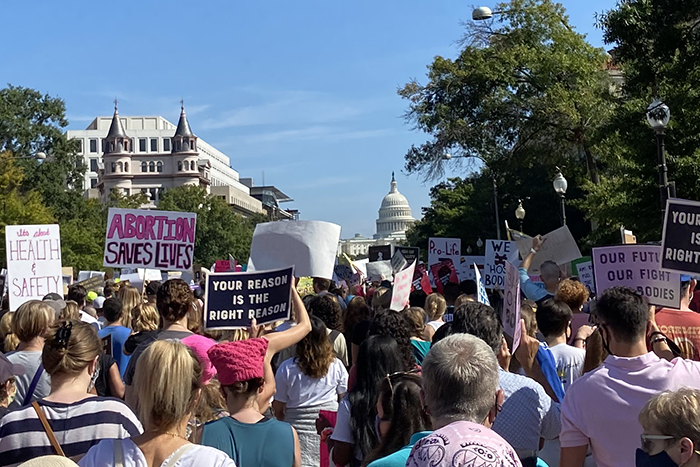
[78,270,104,282]
[412,263,432,293]
[5,224,63,311]
[334,264,354,282]
[474,263,491,306]
[353,258,369,278]
[593,245,680,308]
[454,256,484,281]
[214,259,234,273]
[661,198,700,275]
[430,259,459,294]
[390,250,408,273]
[368,245,392,262]
[366,261,393,282]
[391,261,417,311]
[248,220,340,279]
[104,208,196,271]
[75,275,105,293]
[396,247,420,266]
[503,261,522,352]
[572,257,595,293]
[515,226,582,274]
[428,237,461,269]
[484,240,519,289]
[204,266,294,329]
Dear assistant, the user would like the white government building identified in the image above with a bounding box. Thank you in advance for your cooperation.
[338,173,416,257]
[67,104,264,217]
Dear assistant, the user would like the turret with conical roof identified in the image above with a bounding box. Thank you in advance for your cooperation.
[171,101,201,183]
[101,100,134,201]
[104,100,131,154]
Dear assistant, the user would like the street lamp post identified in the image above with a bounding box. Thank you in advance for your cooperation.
[515,199,526,232]
[646,99,671,223]
[476,237,484,254]
[553,168,568,226]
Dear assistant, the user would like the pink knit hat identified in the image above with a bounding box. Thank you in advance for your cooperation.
[207,338,269,386]
[181,334,217,385]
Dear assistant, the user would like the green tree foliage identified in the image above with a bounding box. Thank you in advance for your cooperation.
[157,185,263,267]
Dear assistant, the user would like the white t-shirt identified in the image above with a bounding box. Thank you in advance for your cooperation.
[78,438,235,467]
[549,343,586,391]
[427,320,444,331]
[330,396,363,462]
[274,357,348,409]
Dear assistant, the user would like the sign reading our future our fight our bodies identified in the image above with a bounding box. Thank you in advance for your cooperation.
[661,198,700,275]
[5,224,63,311]
[204,266,295,329]
[103,208,197,272]
[592,244,681,308]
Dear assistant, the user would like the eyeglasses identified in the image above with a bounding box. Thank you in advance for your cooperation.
[384,369,420,394]
[641,434,675,453]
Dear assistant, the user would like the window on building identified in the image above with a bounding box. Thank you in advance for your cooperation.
[90,178,97,188]
[141,161,147,172]
[123,188,129,196]
[157,161,163,172]
[89,159,98,172]
[111,162,116,172]
[150,138,158,152]
[89,139,98,153]
[139,138,147,152]
[149,161,155,172]
[163,138,171,152]
[141,188,148,196]
[149,188,157,201]
[178,161,183,171]
[124,162,129,172]
[75,139,83,153]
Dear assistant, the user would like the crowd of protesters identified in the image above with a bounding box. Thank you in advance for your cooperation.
[1,235,700,467]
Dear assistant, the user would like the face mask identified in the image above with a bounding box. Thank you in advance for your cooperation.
[635,448,678,467]
[600,325,614,356]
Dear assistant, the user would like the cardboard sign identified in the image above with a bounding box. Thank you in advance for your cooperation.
[661,198,700,275]
[103,208,196,272]
[428,237,461,270]
[5,224,63,311]
[454,256,484,281]
[593,245,680,308]
[484,240,519,289]
[248,220,341,280]
[515,226,582,274]
[334,264,354,282]
[430,259,459,294]
[391,250,408,273]
[391,261,417,311]
[412,264,433,293]
[204,266,294,329]
[574,259,596,293]
[474,263,491,306]
[503,261,522,352]
[369,245,392,262]
[396,247,420,266]
[366,260,393,282]
[75,275,105,293]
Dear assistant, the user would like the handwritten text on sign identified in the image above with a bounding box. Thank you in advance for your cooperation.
[428,237,461,269]
[204,266,294,329]
[484,240,518,289]
[592,245,680,308]
[391,261,417,311]
[5,224,63,311]
[103,208,196,271]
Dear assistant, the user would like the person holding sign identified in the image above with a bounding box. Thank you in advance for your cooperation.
[519,235,561,304]
[655,276,700,361]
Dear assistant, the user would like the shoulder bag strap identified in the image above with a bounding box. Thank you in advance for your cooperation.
[23,364,44,406]
[113,439,125,467]
[31,401,66,457]
[162,444,194,467]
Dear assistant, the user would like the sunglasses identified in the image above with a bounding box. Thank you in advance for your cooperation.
[641,434,675,453]
[384,369,420,394]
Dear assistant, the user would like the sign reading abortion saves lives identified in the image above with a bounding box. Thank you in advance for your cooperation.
[5,224,63,311]
[204,266,294,329]
[593,245,680,308]
[103,208,196,271]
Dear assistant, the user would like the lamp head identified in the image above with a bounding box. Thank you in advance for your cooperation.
[646,98,670,132]
[35,152,47,161]
[553,169,568,195]
[472,6,494,20]
[476,237,484,248]
[515,201,526,220]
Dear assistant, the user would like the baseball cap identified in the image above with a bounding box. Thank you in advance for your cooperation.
[92,296,106,310]
[0,352,25,382]
[146,281,161,296]
[86,291,98,302]
[42,294,66,315]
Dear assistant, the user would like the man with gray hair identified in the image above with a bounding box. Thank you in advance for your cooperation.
[519,235,561,304]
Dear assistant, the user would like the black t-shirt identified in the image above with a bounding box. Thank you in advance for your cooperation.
[94,354,117,397]
[123,330,158,355]
[123,329,192,385]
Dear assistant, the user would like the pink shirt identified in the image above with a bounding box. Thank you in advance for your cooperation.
[560,352,700,467]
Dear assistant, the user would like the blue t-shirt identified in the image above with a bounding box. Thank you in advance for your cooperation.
[367,431,431,467]
[202,416,294,467]
[98,325,132,379]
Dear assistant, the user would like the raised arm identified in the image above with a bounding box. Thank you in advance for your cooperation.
[264,287,311,355]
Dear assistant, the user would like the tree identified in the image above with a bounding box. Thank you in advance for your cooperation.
[158,185,263,267]
[400,0,614,185]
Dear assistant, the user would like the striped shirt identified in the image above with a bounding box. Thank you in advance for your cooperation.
[0,397,143,466]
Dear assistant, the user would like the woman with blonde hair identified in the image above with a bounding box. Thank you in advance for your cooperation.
[0,320,142,464]
[59,301,81,321]
[405,307,431,364]
[6,300,54,408]
[273,316,348,467]
[79,340,234,466]
[422,293,447,341]
[123,303,159,356]
[0,311,19,353]
[117,285,142,331]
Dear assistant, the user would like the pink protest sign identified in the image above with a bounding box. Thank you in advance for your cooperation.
[503,261,522,352]
[103,208,197,272]
[391,261,417,311]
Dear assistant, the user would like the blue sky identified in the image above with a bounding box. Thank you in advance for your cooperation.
[1,0,613,238]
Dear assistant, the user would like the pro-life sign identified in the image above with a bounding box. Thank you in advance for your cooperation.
[5,224,63,311]
[661,198,700,275]
[593,245,680,308]
[204,266,294,329]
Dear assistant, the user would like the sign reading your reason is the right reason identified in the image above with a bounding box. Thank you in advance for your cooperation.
[661,198,700,275]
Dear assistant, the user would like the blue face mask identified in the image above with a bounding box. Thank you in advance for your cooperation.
[635,448,678,467]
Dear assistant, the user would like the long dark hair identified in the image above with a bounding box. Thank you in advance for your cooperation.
[296,316,335,378]
[369,309,415,371]
[362,373,431,466]
[348,335,404,459]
